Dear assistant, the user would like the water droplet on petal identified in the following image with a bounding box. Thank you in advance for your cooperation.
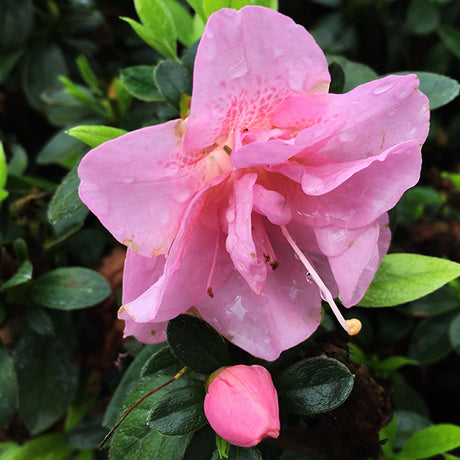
[229,59,248,79]
[372,81,396,95]
[305,272,314,284]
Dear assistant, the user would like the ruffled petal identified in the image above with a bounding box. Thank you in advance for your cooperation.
[184,5,330,151]
[198,236,323,361]
[327,214,391,307]
[226,173,267,295]
[78,119,204,258]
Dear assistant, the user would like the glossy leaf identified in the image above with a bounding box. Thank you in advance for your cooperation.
[275,357,354,415]
[141,345,183,378]
[0,260,32,292]
[67,125,127,148]
[167,314,231,375]
[154,60,192,107]
[0,342,19,427]
[148,385,207,436]
[399,424,460,459]
[120,66,165,102]
[359,254,460,307]
[30,267,110,310]
[12,329,79,434]
[109,378,194,460]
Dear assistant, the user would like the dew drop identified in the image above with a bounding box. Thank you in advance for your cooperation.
[372,81,396,95]
[229,59,248,79]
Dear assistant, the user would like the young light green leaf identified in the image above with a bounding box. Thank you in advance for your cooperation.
[203,0,277,18]
[439,25,460,60]
[6,433,74,460]
[30,267,110,310]
[76,55,102,95]
[0,141,9,204]
[66,125,127,148]
[399,424,460,459]
[359,254,460,307]
[163,0,201,47]
[185,0,207,23]
[275,357,354,415]
[0,342,19,427]
[120,66,165,102]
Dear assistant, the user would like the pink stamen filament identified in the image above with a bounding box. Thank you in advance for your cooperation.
[280,225,351,334]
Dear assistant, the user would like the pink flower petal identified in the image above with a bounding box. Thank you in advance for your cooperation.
[253,184,292,225]
[184,6,330,151]
[118,308,167,344]
[199,234,323,361]
[226,173,267,295]
[78,120,204,258]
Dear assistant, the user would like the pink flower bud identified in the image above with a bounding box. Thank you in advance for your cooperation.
[204,364,280,447]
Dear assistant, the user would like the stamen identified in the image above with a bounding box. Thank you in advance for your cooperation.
[280,225,361,336]
[206,231,220,298]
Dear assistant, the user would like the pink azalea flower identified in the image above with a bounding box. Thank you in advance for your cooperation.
[204,365,280,447]
[78,6,430,360]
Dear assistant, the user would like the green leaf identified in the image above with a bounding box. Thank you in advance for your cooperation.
[76,55,102,95]
[0,0,33,50]
[12,329,79,434]
[120,66,165,102]
[7,142,28,176]
[408,311,456,364]
[393,410,432,450]
[407,0,440,35]
[109,378,194,460]
[154,60,192,107]
[47,166,88,228]
[203,0,277,18]
[25,307,55,336]
[275,357,354,415]
[148,385,207,436]
[439,25,460,60]
[399,424,460,459]
[6,433,74,460]
[211,446,263,460]
[0,342,19,427]
[327,55,378,92]
[376,356,419,372]
[22,40,69,112]
[141,346,183,379]
[36,129,88,166]
[359,254,460,307]
[185,0,207,23]
[163,0,203,47]
[448,312,460,353]
[67,125,127,148]
[0,260,33,292]
[30,267,110,310]
[103,344,164,428]
[0,141,8,204]
[415,72,460,109]
[402,286,460,317]
[167,314,231,374]
[0,49,24,84]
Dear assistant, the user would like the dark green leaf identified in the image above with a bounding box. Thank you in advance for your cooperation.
[415,72,460,109]
[167,314,231,375]
[67,125,127,148]
[31,267,110,310]
[22,40,69,112]
[399,424,460,459]
[36,129,88,166]
[439,25,460,60]
[67,418,107,450]
[392,381,429,417]
[103,344,165,428]
[402,286,460,317]
[25,307,55,336]
[408,311,456,364]
[148,385,206,436]
[154,60,192,107]
[359,254,460,307]
[448,312,460,353]
[120,66,165,102]
[275,357,354,415]
[0,260,33,291]
[141,345,183,378]
[7,142,28,176]
[407,0,440,35]
[0,0,33,50]
[12,329,79,434]
[393,410,432,450]
[47,166,88,229]
[0,342,19,427]
[0,49,24,84]
[0,141,8,203]
[109,378,194,460]
[211,445,263,460]
[327,55,378,92]
[6,433,74,460]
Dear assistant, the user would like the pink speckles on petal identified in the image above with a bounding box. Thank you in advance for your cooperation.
[184,6,330,151]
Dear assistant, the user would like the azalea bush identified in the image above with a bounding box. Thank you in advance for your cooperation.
[1,0,460,459]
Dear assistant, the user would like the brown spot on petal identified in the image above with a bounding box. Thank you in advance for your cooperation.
[123,239,138,253]
[250,252,256,259]
[174,119,186,138]
[207,287,214,298]
[264,253,279,270]
[151,329,156,336]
